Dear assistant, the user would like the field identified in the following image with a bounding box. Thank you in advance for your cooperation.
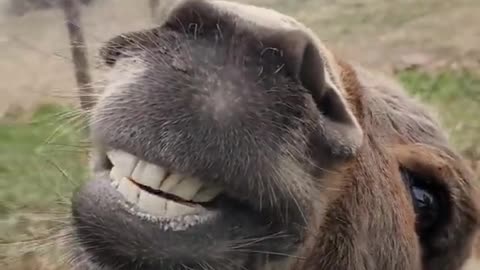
[0,0,479,269]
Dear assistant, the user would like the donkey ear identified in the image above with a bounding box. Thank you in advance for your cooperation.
[268,30,364,158]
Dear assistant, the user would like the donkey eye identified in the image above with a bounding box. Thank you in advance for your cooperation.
[411,185,439,231]
[401,169,446,234]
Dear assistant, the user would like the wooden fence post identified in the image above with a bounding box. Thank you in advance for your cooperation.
[149,0,160,20]
[62,0,94,111]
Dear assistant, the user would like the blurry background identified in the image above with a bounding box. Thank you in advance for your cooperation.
[0,0,479,269]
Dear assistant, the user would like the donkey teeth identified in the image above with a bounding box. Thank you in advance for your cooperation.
[169,177,204,201]
[137,190,168,216]
[160,173,183,192]
[109,166,125,183]
[193,186,223,203]
[107,150,224,212]
[165,201,198,218]
[117,177,140,204]
[131,161,168,188]
[107,150,138,177]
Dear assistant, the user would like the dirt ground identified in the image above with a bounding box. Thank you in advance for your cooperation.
[1,0,479,118]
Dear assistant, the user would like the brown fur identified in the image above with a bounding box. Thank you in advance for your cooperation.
[295,55,480,269]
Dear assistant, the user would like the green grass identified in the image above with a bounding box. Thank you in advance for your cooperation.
[0,105,88,216]
[0,104,88,261]
[399,70,480,160]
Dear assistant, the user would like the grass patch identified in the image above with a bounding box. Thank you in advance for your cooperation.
[398,70,480,160]
[0,104,88,216]
[0,104,87,263]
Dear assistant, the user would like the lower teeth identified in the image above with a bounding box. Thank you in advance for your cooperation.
[121,199,216,231]
[112,177,201,218]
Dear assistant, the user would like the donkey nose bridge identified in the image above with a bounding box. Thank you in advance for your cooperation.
[168,68,254,125]
[199,79,248,121]
[206,90,239,120]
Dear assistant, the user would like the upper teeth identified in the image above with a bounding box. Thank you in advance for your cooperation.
[107,150,222,218]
